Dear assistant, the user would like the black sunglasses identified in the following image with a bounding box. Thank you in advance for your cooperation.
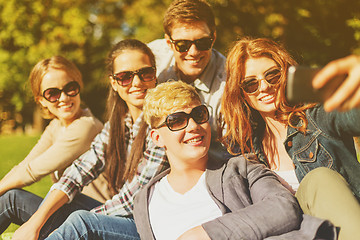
[156,105,209,131]
[169,37,214,53]
[111,66,156,86]
[42,81,80,103]
[242,68,282,94]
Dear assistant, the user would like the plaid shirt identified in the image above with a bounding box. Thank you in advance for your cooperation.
[50,113,169,216]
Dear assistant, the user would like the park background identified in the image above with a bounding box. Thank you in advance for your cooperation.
[1,0,360,131]
[0,0,360,237]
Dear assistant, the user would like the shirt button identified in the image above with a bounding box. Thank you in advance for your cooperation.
[309,152,314,159]
[287,141,293,147]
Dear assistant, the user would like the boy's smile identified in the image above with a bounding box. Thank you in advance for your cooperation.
[151,103,211,168]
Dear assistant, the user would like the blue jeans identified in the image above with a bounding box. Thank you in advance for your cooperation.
[45,210,140,240]
[0,189,101,239]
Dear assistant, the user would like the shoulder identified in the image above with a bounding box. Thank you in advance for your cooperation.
[225,154,264,172]
[305,104,326,118]
[66,109,103,135]
[148,38,167,48]
[148,39,172,57]
[212,48,226,65]
[305,103,360,120]
[211,49,226,81]
[45,118,60,129]
[208,153,267,180]
[134,169,170,204]
[305,104,360,130]
[225,154,278,184]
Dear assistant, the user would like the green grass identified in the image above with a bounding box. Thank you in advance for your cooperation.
[0,134,358,239]
[0,134,52,235]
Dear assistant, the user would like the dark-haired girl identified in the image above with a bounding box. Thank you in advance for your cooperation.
[4,39,168,240]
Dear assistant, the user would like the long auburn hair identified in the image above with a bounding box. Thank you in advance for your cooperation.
[104,39,156,195]
[220,37,315,156]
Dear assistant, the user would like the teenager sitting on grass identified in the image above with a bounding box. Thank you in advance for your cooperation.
[133,80,336,239]
[220,37,360,240]
[0,56,103,197]
[2,39,168,240]
[43,81,336,240]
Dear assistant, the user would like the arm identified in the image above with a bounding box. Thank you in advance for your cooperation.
[51,123,109,202]
[0,115,102,196]
[91,140,168,216]
[12,189,68,240]
[313,55,360,112]
[11,123,107,240]
[202,156,301,240]
[310,106,360,137]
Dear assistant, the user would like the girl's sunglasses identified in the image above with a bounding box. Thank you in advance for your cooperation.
[169,37,213,53]
[111,66,156,86]
[242,68,282,94]
[156,105,209,131]
[42,81,80,103]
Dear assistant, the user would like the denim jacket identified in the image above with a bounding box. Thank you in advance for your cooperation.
[254,105,360,199]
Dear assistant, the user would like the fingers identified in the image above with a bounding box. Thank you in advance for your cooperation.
[337,87,360,111]
[313,55,359,89]
[323,71,360,111]
[313,55,360,112]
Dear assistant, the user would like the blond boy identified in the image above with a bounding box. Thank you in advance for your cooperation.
[133,81,336,240]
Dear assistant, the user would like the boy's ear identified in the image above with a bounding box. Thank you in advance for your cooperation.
[150,129,165,148]
[165,34,172,49]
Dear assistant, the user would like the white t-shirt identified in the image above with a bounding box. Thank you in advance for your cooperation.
[148,171,222,240]
[274,169,300,194]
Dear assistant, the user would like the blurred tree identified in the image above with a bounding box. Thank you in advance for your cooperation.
[0,0,127,130]
[211,0,360,65]
[0,0,359,131]
[122,0,172,42]
[122,0,359,65]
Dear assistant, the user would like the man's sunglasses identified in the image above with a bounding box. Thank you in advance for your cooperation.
[42,81,80,103]
[169,37,214,53]
[242,68,282,94]
[156,105,209,131]
[111,66,156,86]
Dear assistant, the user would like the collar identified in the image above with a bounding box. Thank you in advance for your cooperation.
[173,49,219,93]
[124,112,144,129]
[193,51,217,93]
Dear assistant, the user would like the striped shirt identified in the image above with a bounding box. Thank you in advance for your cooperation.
[51,113,169,216]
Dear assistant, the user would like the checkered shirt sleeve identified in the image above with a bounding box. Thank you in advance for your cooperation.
[51,114,169,216]
[50,122,110,201]
[91,133,168,216]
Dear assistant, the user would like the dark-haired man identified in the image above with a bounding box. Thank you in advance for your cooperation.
[149,0,228,160]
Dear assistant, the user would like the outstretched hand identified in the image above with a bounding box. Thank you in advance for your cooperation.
[313,55,360,112]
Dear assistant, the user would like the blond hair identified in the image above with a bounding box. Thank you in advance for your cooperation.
[143,81,201,128]
[29,56,83,119]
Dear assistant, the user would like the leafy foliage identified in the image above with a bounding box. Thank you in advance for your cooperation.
[0,0,126,125]
[0,0,359,128]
